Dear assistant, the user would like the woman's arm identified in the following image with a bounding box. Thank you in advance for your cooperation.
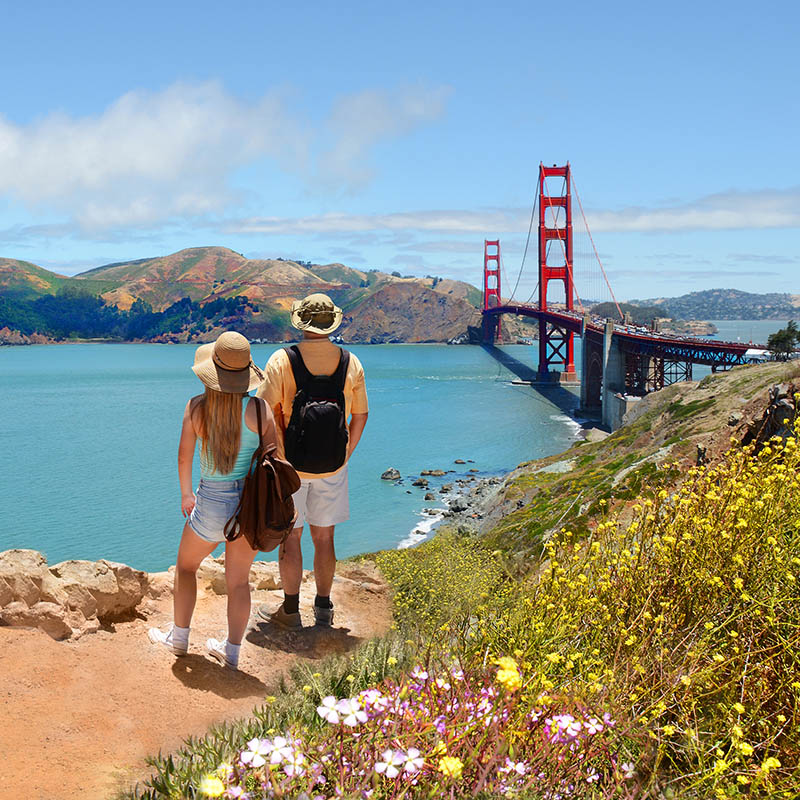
[178,399,198,517]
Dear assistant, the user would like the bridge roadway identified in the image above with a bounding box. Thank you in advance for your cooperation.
[485,304,758,368]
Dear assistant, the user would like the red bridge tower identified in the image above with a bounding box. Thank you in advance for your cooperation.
[482,239,502,341]
[538,163,577,381]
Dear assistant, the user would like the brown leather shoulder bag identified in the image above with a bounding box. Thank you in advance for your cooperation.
[224,398,301,551]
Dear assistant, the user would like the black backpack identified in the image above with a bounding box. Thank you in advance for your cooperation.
[283,345,350,474]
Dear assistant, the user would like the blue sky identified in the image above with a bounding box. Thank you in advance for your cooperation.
[1,0,798,300]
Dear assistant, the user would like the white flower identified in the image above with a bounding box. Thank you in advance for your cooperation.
[375,748,405,779]
[584,717,604,735]
[240,737,272,768]
[336,697,368,727]
[316,696,340,724]
[283,748,307,777]
[404,747,424,775]
[410,666,429,681]
[621,761,636,779]
[269,736,294,765]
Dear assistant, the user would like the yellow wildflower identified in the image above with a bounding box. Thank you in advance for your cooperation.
[739,742,754,756]
[198,775,225,797]
[438,756,464,779]
[760,756,781,773]
[733,702,745,715]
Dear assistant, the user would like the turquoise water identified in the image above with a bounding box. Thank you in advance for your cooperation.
[0,343,581,571]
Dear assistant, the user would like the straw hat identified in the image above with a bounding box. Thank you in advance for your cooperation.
[191,331,264,393]
[290,293,343,335]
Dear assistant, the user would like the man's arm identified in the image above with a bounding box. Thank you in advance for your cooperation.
[347,412,368,460]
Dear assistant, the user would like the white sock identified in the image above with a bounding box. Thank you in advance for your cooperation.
[225,640,241,663]
[171,625,190,646]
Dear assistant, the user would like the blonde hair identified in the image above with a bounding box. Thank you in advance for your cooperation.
[194,388,245,474]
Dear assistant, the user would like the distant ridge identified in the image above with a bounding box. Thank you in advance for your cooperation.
[631,288,800,320]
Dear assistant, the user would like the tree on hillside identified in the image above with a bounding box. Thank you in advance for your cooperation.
[767,320,799,361]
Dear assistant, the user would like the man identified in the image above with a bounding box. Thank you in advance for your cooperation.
[256,293,368,628]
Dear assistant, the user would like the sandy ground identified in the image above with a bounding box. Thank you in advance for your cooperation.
[0,563,391,799]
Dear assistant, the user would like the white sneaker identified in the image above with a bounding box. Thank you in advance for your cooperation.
[207,637,238,670]
[148,626,188,656]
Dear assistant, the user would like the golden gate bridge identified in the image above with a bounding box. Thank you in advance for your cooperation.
[481,163,759,428]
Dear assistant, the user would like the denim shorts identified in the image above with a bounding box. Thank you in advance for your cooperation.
[188,478,244,543]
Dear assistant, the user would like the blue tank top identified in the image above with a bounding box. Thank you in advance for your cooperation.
[199,397,260,481]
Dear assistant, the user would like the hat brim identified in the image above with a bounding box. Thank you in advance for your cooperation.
[192,343,264,393]
[290,305,343,335]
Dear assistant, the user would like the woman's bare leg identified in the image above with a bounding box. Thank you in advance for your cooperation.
[224,535,258,644]
[174,523,218,628]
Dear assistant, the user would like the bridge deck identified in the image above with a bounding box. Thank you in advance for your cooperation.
[484,304,759,367]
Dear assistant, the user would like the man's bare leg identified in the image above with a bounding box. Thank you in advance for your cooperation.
[279,525,304,595]
[309,524,336,599]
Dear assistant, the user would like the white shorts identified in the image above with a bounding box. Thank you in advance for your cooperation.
[293,466,349,528]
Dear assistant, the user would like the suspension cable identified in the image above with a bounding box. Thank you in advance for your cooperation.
[507,177,539,303]
[571,174,623,322]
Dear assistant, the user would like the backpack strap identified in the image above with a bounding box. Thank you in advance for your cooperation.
[333,348,351,391]
[284,345,314,391]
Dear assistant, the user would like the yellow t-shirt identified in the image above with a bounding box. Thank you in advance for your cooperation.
[256,338,369,479]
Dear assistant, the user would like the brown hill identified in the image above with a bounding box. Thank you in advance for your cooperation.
[338,283,481,343]
[1,247,485,343]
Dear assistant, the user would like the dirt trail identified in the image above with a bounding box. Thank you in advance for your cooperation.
[1,563,391,799]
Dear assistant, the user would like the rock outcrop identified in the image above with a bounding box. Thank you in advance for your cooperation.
[0,550,148,639]
[0,549,291,640]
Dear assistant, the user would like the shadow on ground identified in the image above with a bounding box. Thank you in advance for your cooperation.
[170,654,268,698]
[246,620,362,659]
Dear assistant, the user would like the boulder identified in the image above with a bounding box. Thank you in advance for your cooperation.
[48,559,148,619]
[439,484,452,494]
[381,468,401,480]
[0,600,72,640]
[450,497,470,513]
[728,411,743,426]
[251,561,282,591]
[197,556,282,594]
[146,570,174,600]
[454,459,466,464]
[0,549,47,607]
[420,469,447,477]
[411,478,429,488]
[424,493,436,501]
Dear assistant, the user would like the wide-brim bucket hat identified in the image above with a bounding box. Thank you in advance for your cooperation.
[191,331,264,393]
[290,293,343,335]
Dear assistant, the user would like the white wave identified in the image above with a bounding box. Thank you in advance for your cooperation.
[397,509,446,550]
[550,413,582,434]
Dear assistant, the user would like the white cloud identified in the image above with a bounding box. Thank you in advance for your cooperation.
[225,207,527,236]
[584,188,800,232]
[319,86,451,190]
[0,81,308,229]
[0,81,452,230]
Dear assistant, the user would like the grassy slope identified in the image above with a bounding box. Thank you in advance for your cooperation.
[0,258,119,300]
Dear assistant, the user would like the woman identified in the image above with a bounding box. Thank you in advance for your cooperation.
[149,331,276,670]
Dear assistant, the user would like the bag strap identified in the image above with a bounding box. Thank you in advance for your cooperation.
[333,348,350,391]
[284,345,314,391]
[253,395,278,457]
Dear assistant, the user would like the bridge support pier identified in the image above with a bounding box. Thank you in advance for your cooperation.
[602,319,629,430]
